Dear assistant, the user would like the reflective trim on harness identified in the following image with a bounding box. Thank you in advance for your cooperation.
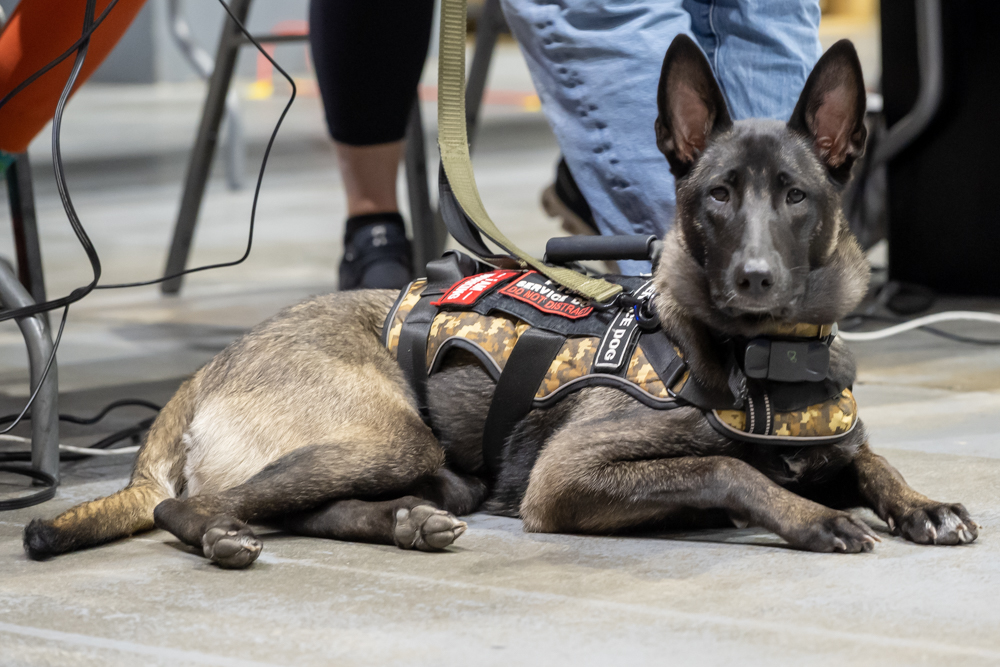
[706,388,859,445]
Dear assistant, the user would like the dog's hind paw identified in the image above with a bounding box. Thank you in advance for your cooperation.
[889,503,979,546]
[202,517,262,569]
[393,505,467,551]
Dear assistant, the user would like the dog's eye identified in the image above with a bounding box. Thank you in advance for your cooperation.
[786,188,806,204]
[709,187,729,203]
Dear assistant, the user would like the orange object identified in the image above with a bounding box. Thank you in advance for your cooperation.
[0,0,147,153]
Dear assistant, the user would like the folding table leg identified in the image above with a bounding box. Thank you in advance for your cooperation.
[161,0,253,294]
[466,0,506,149]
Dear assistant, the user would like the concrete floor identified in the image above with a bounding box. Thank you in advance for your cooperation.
[2,42,1000,666]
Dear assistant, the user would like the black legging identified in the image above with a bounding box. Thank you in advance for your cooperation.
[309,0,436,146]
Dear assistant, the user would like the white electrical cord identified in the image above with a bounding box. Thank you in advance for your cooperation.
[59,444,139,456]
[838,311,1000,342]
[0,434,138,456]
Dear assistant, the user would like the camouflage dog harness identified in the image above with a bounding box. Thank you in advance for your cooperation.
[383,259,857,472]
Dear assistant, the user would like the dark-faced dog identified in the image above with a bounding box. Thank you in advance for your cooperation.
[22,37,977,568]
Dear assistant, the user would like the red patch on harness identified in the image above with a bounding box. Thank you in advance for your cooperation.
[497,271,594,319]
[432,270,520,307]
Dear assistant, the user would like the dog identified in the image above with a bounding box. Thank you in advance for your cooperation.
[22,36,978,568]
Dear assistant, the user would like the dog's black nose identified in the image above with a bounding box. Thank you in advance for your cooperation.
[735,259,774,296]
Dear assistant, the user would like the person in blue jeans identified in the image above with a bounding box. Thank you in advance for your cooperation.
[311,0,822,286]
[501,0,823,274]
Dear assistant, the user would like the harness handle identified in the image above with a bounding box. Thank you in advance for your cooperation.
[544,235,657,265]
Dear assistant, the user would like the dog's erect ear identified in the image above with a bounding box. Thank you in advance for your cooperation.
[655,34,732,178]
[788,39,867,183]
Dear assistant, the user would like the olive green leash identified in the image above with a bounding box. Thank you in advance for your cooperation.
[436,0,622,303]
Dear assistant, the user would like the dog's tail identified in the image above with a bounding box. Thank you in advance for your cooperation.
[23,376,199,560]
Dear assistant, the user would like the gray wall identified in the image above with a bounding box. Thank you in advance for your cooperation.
[0,0,312,84]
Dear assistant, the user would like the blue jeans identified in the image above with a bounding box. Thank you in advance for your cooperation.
[500,0,822,273]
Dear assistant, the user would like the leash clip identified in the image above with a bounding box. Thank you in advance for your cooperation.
[633,298,660,331]
[606,288,660,331]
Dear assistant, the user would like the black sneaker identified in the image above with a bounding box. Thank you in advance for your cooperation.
[338,213,413,290]
[541,157,599,236]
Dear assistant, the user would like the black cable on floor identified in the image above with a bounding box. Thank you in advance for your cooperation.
[0,398,162,427]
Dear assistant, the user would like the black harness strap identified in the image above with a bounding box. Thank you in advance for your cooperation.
[482,327,566,474]
[642,335,742,411]
[397,291,440,419]
[637,332,686,390]
[396,252,489,421]
[438,169,514,264]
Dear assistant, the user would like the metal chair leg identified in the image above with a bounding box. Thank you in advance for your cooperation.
[465,0,506,150]
[6,153,46,306]
[405,100,442,272]
[161,0,253,295]
[167,0,247,192]
[0,259,59,482]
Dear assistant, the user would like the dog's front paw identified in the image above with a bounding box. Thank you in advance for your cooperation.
[784,509,880,553]
[393,505,466,551]
[202,516,262,569]
[888,503,978,545]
